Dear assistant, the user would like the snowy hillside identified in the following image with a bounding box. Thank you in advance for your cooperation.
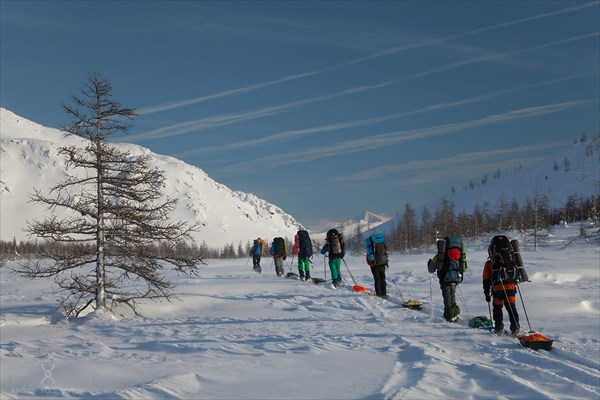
[0,107,392,249]
[0,108,300,247]
[375,137,600,235]
[1,224,598,399]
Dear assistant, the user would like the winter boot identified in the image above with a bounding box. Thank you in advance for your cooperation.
[299,270,305,281]
[305,271,311,281]
[444,307,452,321]
[451,304,460,320]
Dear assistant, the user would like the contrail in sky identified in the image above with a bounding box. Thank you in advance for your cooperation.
[138,1,598,115]
[220,99,595,174]
[172,74,591,158]
[132,30,598,144]
[341,143,564,181]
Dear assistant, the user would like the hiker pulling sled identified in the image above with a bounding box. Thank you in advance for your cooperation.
[292,229,314,281]
[270,237,287,277]
[365,233,388,298]
[427,236,467,322]
[250,238,265,273]
[320,228,346,288]
[483,235,552,350]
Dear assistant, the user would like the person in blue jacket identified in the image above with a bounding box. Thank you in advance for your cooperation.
[250,238,264,272]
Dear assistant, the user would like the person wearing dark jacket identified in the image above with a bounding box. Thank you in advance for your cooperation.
[365,233,388,298]
[427,236,466,322]
[270,237,287,277]
[320,229,345,287]
[483,238,521,336]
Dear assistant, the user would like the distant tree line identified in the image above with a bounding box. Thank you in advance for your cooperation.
[396,194,597,252]
[343,193,599,255]
[0,237,298,264]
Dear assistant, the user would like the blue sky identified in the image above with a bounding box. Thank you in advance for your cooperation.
[1,1,599,231]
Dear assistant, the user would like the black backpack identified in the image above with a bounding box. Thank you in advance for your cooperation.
[489,235,519,282]
[273,237,286,258]
[297,230,313,258]
[326,229,344,258]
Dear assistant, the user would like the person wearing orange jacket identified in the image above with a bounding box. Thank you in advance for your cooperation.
[483,236,520,336]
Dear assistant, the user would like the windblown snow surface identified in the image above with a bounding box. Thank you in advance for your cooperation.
[1,224,599,399]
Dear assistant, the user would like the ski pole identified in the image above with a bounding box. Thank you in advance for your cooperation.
[500,281,523,334]
[391,279,406,302]
[342,259,358,286]
[457,284,472,318]
[324,255,327,281]
[285,258,293,272]
[290,255,295,270]
[516,281,534,332]
[488,301,492,321]
[429,273,434,319]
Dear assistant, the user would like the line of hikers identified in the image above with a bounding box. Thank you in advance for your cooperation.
[251,229,528,336]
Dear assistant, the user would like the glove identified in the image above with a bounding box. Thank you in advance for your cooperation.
[485,294,491,303]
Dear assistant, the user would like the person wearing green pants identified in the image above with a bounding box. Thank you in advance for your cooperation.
[320,228,345,287]
[293,229,313,281]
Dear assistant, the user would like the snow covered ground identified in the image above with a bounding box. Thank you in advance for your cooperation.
[1,224,598,399]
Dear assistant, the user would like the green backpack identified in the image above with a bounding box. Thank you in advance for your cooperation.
[468,316,493,330]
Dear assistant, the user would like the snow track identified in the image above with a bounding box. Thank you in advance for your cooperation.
[1,237,599,399]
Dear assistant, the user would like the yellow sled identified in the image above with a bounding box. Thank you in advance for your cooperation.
[402,300,423,310]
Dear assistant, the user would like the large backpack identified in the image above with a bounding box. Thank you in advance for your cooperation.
[252,239,263,256]
[297,230,313,258]
[442,236,464,284]
[273,237,286,258]
[489,235,519,283]
[366,233,388,267]
[326,229,344,258]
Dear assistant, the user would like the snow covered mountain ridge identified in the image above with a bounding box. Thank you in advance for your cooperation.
[0,108,300,247]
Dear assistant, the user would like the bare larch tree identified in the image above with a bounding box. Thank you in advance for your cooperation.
[19,71,203,317]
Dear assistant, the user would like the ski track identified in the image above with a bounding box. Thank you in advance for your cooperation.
[1,247,599,399]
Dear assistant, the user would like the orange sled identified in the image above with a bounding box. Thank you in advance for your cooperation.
[352,285,368,292]
[518,332,554,351]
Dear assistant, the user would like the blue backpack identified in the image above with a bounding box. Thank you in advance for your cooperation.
[252,240,263,256]
[442,236,465,284]
[365,233,388,267]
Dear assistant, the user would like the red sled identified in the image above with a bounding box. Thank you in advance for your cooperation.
[518,332,554,351]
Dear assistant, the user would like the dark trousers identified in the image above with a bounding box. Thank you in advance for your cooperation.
[440,282,457,310]
[440,282,460,321]
[370,265,387,296]
[493,299,520,333]
[252,255,261,267]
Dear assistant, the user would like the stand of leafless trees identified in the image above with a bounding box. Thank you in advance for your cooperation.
[382,193,599,253]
